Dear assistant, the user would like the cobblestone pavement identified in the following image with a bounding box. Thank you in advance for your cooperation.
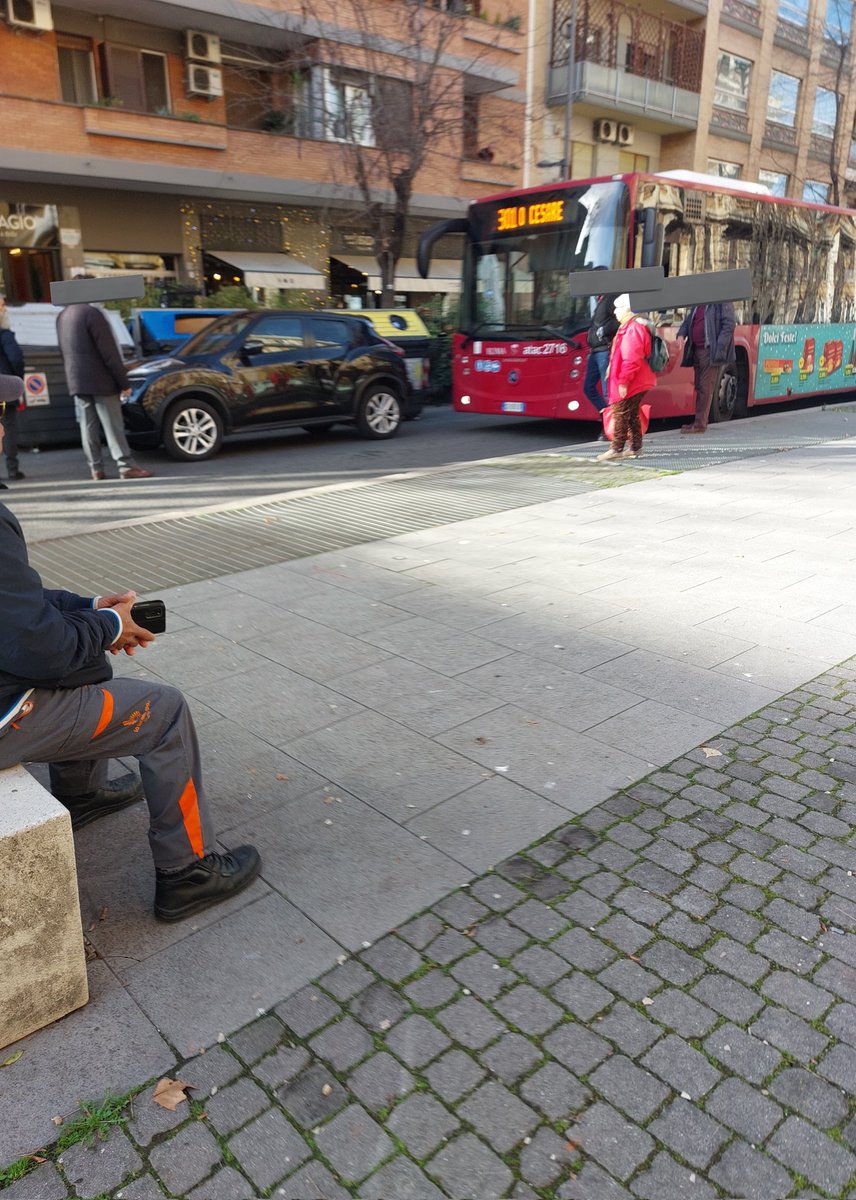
[6,664,856,1199]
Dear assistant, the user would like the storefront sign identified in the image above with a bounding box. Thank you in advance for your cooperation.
[24,372,50,406]
[0,205,59,249]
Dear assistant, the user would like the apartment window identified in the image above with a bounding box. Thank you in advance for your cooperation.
[321,69,374,145]
[759,169,789,196]
[708,158,742,179]
[57,35,97,105]
[619,150,649,173]
[803,179,830,202]
[100,44,169,113]
[714,51,752,113]
[825,0,853,39]
[767,71,800,127]
[812,88,838,138]
[779,0,809,25]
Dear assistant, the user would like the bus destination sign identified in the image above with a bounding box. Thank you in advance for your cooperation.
[495,200,565,233]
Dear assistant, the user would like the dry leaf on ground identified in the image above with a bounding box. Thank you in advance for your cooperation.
[701,746,723,758]
[152,1077,194,1111]
[1,1051,23,1068]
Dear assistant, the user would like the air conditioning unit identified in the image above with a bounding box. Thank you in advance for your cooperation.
[187,63,223,99]
[185,29,221,64]
[6,0,53,31]
[593,118,618,144]
[618,123,635,146]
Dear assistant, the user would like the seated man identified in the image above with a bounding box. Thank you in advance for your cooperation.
[0,375,260,921]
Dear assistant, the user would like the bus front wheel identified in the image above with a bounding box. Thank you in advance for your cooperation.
[710,367,738,423]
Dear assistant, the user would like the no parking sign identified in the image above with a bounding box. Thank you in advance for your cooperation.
[23,372,50,407]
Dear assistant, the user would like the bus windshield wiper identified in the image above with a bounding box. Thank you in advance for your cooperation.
[460,323,503,349]
[543,324,583,348]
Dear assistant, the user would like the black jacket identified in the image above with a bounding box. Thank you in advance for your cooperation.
[678,303,736,367]
[56,303,130,396]
[0,328,24,379]
[587,294,620,351]
[0,503,118,718]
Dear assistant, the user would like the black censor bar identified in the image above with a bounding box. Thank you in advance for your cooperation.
[50,275,147,306]
[567,266,664,297]
[567,267,753,311]
[631,269,753,312]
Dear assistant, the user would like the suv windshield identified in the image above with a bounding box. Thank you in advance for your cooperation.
[177,313,255,359]
[466,181,629,336]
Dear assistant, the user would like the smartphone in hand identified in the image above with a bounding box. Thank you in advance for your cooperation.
[130,600,166,634]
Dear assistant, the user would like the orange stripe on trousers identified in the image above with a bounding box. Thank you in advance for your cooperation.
[178,779,205,858]
[91,689,114,740]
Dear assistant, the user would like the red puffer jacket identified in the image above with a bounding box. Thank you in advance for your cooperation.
[607,317,657,404]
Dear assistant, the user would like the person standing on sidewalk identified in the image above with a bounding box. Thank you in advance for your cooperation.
[0,297,25,486]
[56,301,153,481]
[0,373,259,921]
[677,302,736,433]
[583,272,619,427]
[598,294,656,462]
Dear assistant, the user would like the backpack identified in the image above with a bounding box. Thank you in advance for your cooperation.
[636,317,669,372]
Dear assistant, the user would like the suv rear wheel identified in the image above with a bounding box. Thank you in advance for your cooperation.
[163,398,224,461]
[357,386,401,439]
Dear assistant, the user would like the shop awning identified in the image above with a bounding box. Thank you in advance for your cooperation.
[334,255,461,293]
[207,250,325,291]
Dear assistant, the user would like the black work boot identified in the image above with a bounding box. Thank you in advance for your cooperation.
[154,845,261,922]
[55,772,144,831]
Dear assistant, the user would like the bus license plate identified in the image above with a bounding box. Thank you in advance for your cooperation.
[502,401,526,413]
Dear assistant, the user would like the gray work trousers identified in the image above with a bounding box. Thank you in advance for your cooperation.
[0,678,214,870]
[76,393,136,473]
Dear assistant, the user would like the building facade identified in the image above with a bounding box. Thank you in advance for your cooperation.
[0,0,527,307]
[532,0,856,208]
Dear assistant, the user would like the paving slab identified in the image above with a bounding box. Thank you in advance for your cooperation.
[228,786,468,946]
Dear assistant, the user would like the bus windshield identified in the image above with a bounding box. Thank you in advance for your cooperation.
[467,181,629,337]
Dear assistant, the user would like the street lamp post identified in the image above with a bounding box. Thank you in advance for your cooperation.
[561,10,577,182]
[537,10,578,182]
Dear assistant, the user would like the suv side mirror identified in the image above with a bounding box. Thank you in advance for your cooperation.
[241,338,264,358]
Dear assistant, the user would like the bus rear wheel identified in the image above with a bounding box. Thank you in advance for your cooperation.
[709,366,738,423]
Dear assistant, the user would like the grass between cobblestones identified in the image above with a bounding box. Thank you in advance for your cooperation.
[4,666,856,1197]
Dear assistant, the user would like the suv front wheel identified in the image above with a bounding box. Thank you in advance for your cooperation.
[163,397,224,461]
[357,385,402,439]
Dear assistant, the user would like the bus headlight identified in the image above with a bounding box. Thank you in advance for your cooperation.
[570,370,580,379]
[460,395,472,405]
[573,356,583,365]
[568,400,580,411]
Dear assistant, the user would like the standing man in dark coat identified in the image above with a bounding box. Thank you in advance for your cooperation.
[677,302,736,433]
[584,288,619,420]
[0,296,25,486]
[56,302,153,480]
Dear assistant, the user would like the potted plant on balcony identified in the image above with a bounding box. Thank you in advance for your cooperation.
[261,109,290,133]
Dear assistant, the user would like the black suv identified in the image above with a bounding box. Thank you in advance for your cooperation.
[123,310,415,461]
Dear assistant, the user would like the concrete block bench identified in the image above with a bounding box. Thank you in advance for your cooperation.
[0,765,89,1051]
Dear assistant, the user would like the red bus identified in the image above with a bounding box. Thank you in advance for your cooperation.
[417,171,856,424]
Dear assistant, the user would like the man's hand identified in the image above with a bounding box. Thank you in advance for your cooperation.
[120,388,132,400]
[96,590,135,610]
[105,594,156,656]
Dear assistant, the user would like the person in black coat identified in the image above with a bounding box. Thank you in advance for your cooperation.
[0,297,25,485]
[56,301,153,480]
[677,303,736,433]
[583,273,619,430]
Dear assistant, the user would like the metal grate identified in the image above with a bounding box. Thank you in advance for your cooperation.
[28,466,598,595]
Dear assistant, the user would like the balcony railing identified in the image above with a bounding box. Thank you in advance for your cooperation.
[551,0,704,94]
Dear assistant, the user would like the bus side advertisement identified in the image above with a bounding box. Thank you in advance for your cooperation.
[755,323,856,400]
